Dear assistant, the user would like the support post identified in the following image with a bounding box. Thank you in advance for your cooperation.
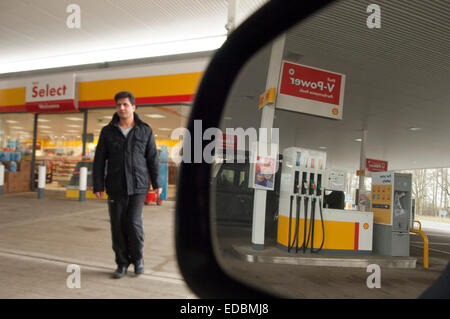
[226,0,239,36]
[79,166,87,202]
[82,110,88,157]
[0,164,4,195]
[37,165,46,199]
[251,34,286,250]
[358,129,368,190]
[30,113,39,191]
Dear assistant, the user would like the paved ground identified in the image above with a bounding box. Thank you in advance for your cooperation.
[0,191,196,299]
[214,223,450,299]
[1,191,449,299]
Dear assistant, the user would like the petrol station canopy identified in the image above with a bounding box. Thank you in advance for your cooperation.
[222,0,450,172]
[0,0,268,74]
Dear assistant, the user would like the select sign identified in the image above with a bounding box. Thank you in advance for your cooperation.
[26,74,78,113]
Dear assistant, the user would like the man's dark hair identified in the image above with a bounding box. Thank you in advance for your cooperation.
[114,91,136,105]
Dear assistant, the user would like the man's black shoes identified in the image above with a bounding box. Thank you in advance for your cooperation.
[112,263,144,278]
[134,262,145,275]
[112,265,128,279]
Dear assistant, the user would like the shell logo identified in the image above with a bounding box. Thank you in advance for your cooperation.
[332,108,339,115]
[363,223,369,230]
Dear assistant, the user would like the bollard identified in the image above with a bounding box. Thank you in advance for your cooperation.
[79,166,87,202]
[159,145,169,200]
[0,164,4,195]
[37,165,46,199]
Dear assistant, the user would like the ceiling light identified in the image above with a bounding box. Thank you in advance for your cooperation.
[67,124,81,128]
[10,126,24,129]
[145,114,166,119]
[6,120,18,123]
[65,117,83,121]
[224,116,232,120]
[158,128,172,131]
[408,127,422,131]
[319,146,327,149]
[103,116,112,119]
[39,125,52,128]
[0,35,226,74]
[66,130,79,133]
[354,138,362,142]
[38,119,51,122]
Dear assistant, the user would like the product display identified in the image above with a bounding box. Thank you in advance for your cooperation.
[2,160,31,193]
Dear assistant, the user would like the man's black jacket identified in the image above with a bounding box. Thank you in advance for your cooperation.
[93,112,161,197]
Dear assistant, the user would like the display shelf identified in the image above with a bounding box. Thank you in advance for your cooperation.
[34,157,81,187]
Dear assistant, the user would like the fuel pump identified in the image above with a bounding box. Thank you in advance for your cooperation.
[277,147,326,253]
[277,147,373,255]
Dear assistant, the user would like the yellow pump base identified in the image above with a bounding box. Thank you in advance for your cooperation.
[277,208,373,254]
[66,189,108,199]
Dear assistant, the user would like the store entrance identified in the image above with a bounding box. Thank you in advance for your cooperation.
[1,104,189,197]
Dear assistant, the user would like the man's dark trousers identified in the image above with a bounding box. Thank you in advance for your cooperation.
[108,194,147,268]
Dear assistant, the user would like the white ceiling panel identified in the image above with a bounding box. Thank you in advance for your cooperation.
[0,0,269,70]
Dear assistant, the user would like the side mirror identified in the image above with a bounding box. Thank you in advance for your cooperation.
[175,0,337,298]
[176,0,450,299]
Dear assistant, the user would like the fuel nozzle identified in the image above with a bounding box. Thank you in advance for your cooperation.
[317,174,322,196]
[294,171,300,194]
[301,172,308,194]
[309,173,315,195]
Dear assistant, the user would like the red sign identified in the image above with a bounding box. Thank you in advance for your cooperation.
[366,158,388,172]
[26,99,79,113]
[279,62,343,106]
[26,74,78,113]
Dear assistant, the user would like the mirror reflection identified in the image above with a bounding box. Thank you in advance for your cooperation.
[211,0,450,298]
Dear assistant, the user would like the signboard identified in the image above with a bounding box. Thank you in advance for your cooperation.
[26,74,78,113]
[371,172,393,225]
[366,158,388,172]
[249,142,279,191]
[293,148,326,170]
[25,141,41,151]
[276,61,345,119]
[326,169,346,192]
[258,87,276,109]
[251,155,276,190]
[356,169,366,176]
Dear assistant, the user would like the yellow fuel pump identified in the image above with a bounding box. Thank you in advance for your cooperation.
[277,147,373,254]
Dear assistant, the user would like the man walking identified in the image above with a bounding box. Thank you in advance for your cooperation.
[93,91,162,279]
